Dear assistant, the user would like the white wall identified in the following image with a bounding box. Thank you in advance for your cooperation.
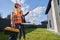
[58,5,60,23]
[57,3,60,33]
[51,0,58,33]
[47,8,54,30]
[47,0,60,33]
[48,0,60,33]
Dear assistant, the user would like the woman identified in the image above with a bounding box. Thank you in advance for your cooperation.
[9,3,29,40]
[9,3,23,40]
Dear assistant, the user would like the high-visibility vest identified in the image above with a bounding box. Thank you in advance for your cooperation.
[13,9,22,24]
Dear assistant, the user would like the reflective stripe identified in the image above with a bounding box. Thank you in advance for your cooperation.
[11,8,22,24]
[13,16,21,18]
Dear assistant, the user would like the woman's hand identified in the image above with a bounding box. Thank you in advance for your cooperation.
[11,23,15,28]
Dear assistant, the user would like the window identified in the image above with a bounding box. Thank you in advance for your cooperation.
[57,0,60,5]
[49,20,52,28]
[59,13,60,15]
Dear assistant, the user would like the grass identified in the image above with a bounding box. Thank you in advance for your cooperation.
[0,28,60,40]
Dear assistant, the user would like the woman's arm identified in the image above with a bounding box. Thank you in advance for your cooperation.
[20,10,29,17]
[24,11,29,16]
[11,12,15,27]
[11,8,15,25]
[11,12,13,24]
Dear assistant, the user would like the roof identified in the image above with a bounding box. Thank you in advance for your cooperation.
[41,21,48,24]
[45,0,52,14]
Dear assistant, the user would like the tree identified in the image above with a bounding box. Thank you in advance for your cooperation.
[0,12,2,19]
[6,15,11,20]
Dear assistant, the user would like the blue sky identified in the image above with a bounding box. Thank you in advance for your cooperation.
[0,0,49,24]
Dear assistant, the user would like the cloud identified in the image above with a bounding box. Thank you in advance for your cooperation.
[20,0,25,4]
[11,0,16,3]
[31,6,45,15]
[21,4,30,14]
[11,0,30,14]
[10,0,46,24]
[11,0,25,4]
[25,6,46,24]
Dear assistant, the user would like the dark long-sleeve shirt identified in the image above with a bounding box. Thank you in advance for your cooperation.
[22,12,29,23]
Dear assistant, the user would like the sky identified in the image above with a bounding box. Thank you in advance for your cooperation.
[0,0,49,25]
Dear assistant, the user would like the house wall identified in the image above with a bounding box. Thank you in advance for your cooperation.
[50,0,58,33]
[47,0,60,33]
[48,0,60,33]
[57,2,60,33]
[58,5,60,24]
[47,8,54,30]
[53,0,60,33]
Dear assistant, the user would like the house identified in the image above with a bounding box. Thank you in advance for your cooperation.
[41,21,48,28]
[45,0,60,34]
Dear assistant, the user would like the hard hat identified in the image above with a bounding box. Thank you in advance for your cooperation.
[14,3,21,8]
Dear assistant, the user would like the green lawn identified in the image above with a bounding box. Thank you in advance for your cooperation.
[0,28,60,40]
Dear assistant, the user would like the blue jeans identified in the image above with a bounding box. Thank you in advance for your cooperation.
[8,24,25,40]
[8,24,20,40]
[19,25,25,39]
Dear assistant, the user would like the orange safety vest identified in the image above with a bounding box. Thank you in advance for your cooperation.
[13,9,22,24]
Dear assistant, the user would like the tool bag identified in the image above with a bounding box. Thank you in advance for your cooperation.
[4,27,20,35]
